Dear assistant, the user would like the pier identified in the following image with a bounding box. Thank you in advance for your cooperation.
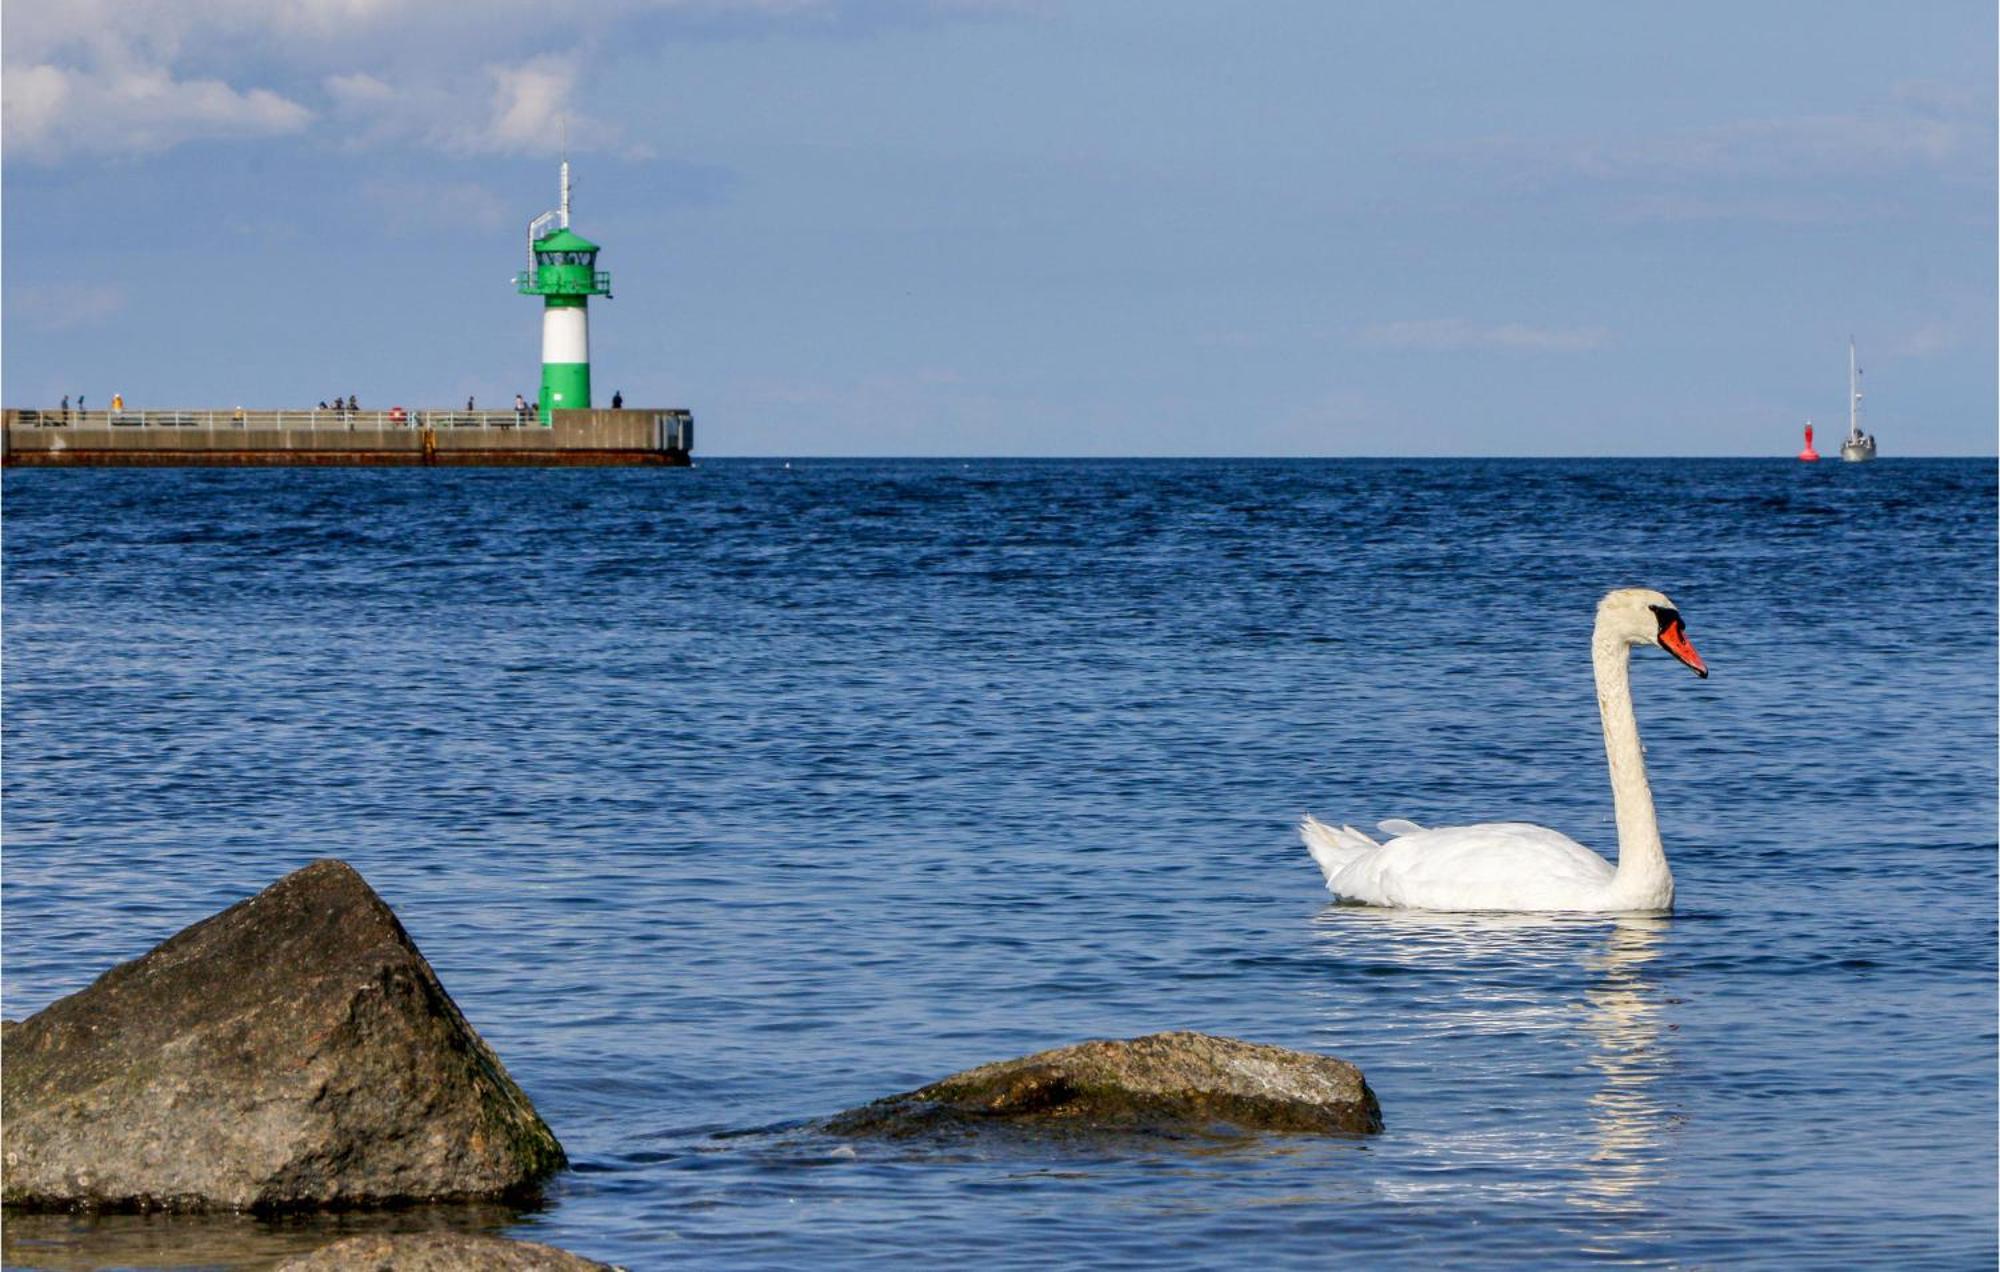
[7,158,694,470]
[1,407,693,467]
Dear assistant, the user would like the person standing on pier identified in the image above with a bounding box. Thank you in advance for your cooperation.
[60,395,69,422]
[611,390,623,409]
[467,395,476,412]
[515,393,528,424]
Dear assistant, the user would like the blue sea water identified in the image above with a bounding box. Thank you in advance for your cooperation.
[2,458,1994,1270]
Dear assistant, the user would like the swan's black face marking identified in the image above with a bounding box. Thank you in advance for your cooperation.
[1649,605,1707,678]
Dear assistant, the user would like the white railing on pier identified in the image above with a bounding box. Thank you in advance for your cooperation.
[15,409,545,430]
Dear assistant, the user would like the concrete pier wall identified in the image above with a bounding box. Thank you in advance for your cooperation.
[1,409,693,467]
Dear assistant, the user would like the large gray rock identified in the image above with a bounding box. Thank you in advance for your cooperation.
[275,1232,619,1270]
[2,859,566,1211]
[828,1030,1381,1139]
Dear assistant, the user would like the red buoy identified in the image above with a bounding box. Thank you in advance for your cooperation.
[1798,421,1820,462]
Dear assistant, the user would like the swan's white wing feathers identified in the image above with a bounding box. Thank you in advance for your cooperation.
[1326,821,1617,911]
[1299,815,1380,881]
[1376,818,1425,837]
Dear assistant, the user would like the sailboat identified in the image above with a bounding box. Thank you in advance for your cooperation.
[1840,338,1877,462]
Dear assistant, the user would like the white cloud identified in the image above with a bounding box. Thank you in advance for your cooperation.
[483,57,584,154]
[8,282,128,331]
[1358,319,1610,354]
[1562,113,1965,181]
[1464,86,1994,209]
[2,0,1014,161]
[360,177,509,232]
[1605,192,1855,226]
[325,72,395,108]
[319,53,646,160]
[1,3,539,161]
[1887,321,1969,359]
[3,0,504,66]
[451,54,652,159]
[2,64,72,149]
[1,63,311,158]
[3,1,317,158]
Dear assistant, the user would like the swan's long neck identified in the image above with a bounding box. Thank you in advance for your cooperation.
[1591,631,1672,907]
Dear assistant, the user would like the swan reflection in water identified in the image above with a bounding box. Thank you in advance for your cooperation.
[1305,908,1671,1228]
[1572,915,1670,1221]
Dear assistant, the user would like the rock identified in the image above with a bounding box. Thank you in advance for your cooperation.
[275,1232,619,1270]
[827,1030,1381,1139]
[0,1204,528,1267]
[2,859,566,1211]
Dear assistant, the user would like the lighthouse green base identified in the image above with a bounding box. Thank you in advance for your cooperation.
[539,363,591,425]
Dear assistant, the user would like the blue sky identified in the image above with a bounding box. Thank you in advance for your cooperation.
[4,0,1993,455]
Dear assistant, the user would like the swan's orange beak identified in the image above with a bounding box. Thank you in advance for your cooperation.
[1659,620,1707,678]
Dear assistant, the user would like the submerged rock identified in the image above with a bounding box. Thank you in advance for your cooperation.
[2,859,566,1211]
[275,1232,619,1271]
[828,1031,1381,1139]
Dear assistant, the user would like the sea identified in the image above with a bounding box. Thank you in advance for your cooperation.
[3,458,1994,1270]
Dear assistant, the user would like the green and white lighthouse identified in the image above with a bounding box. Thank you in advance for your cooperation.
[515,157,611,423]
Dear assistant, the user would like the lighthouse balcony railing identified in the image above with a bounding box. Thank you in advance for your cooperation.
[514,270,613,297]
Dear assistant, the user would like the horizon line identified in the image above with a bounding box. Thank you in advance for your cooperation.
[686,453,1998,461]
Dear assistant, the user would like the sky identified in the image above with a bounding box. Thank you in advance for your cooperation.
[3,0,1993,456]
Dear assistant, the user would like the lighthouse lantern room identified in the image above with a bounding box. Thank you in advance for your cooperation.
[515,156,612,424]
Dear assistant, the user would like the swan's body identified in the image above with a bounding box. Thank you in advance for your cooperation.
[1303,588,1707,914]
[1303,817,1656,912]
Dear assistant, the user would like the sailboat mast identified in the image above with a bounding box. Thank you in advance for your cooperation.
[1848,337,1862,441]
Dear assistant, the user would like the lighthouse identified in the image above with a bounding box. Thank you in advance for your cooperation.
[516,156,611,423]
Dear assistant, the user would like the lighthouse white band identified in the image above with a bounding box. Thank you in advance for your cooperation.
[542,307,589,364]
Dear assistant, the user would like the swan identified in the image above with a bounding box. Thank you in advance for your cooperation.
[1301,588,1707,913]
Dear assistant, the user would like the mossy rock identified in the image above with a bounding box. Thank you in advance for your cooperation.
[828,1031,1381,1140]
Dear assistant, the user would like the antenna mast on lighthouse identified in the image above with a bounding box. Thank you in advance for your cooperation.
[559,118,571,229]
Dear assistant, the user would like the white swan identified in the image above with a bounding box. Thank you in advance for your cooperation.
[1302,588,1707,913]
